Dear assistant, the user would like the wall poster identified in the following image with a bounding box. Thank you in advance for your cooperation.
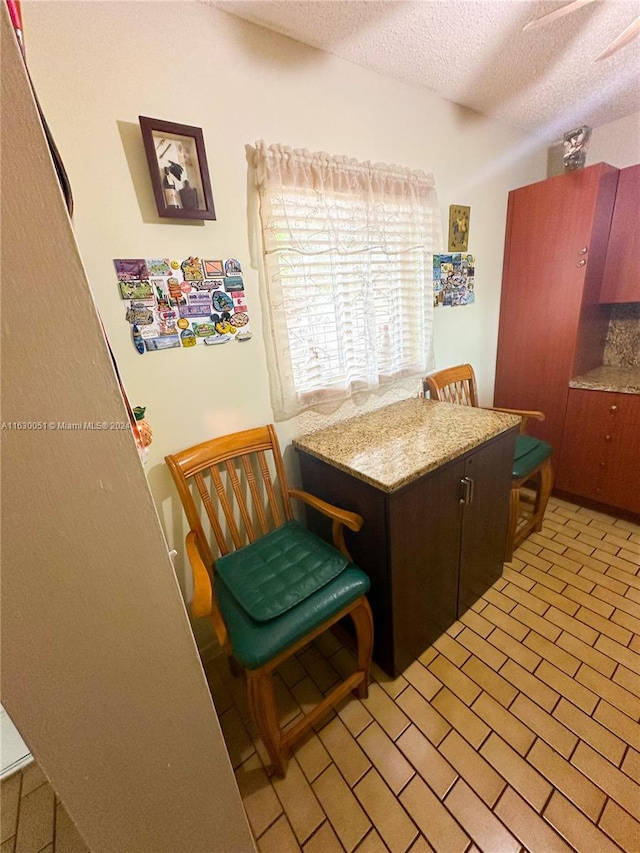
[433,253,475,307]
[113,256,252,352]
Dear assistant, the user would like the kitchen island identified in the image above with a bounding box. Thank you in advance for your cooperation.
[294,398,520,675]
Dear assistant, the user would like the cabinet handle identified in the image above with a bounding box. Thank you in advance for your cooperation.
[610,405,617,413]
[459,477,474,505]
[605,434,612,441]
[578,247,588,255]
[577,259,586,267]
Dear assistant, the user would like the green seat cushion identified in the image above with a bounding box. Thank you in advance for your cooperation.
[216,520,350,622]
[513,434,553,480]
[217,565,370,670]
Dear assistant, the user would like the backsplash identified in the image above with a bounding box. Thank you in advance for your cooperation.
[604,303,640,367]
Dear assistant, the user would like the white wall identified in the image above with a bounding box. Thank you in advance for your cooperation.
[23,1,546,649]
[588,112,640,169]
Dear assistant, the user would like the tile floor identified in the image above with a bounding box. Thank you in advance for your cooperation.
[2,496,639,853]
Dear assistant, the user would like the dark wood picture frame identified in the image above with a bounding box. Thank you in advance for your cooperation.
[139,116,216,221]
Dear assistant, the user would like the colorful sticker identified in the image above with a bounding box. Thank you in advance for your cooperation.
[145,335,181,351]
[119,280,153,300]
[224,276,244,292]
[212,291,233,312]
[114,259,148,282]
[224,258,242,275]
[433,253,475,308]
[181,257,204,281]
[125,302,154,325]
[180,328,197,347]
[147,259,171,277]
[187,292,212,310]
[192,322,217,337]
[229,312,249,327]
[211,312,237,336]
[203,260,224,277]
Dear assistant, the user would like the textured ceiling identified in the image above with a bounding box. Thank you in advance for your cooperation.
[208,0,640,140]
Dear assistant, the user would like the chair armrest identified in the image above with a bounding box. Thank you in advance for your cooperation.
[186,531,230,650]
[288,488,364,560]
[482,406,545,434]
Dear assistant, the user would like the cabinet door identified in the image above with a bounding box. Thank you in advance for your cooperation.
[600,164,640,304]
[296,451,396,674]
[556,390,611,500]
[458,430,516,614]
[557,389,640,514]
[389,460,463,673]
[494,163,618,454]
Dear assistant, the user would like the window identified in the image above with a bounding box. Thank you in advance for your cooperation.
[247,142,442,421]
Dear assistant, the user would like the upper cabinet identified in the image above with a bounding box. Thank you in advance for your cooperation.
[599,164,640,304]
[494,163,619,454]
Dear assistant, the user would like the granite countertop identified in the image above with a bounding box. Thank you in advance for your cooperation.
[293,397,521,493]
[569,366,640,394]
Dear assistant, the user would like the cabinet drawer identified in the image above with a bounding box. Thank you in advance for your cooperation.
[564,388,640,423]
[557,388,640,513]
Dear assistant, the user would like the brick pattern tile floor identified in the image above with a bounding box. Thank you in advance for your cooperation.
[208,497,640,853]
[2,497,639,853]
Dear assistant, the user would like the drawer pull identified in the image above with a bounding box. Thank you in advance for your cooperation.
[459,477,474,505]
[577,259,586,267]
[578,247,588,255]
[599,461,606,468]
[605,434,612,441]
[610,405,617,413]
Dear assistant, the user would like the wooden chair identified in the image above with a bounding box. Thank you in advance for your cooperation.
[424,364,554,561]
[166,424,373,777]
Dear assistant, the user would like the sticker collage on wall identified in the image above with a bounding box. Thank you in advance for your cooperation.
[113,256,252,352]
[433,253,475,308]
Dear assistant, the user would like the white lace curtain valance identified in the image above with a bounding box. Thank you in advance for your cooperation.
[247,141,442,421]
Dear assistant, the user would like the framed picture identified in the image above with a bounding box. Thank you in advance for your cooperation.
[448,204,470,252]
[139,116,216,220]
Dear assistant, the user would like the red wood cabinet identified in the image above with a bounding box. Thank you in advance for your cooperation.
[599,164,640,304]
[556,389,640,514]
[494,163,619,455]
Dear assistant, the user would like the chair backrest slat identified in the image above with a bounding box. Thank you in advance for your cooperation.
[242,453,269,536]
[425,363,479,409]
[257,449,285,530]
[194,471,228,555]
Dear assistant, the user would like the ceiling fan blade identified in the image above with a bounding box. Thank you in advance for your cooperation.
[523,0,597,32]
[596,15,640,60]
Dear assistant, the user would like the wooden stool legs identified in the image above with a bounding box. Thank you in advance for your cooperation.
[244,595,373,777]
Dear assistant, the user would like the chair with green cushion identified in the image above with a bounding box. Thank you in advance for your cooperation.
[166,424,373,777]
[424,363,554,562]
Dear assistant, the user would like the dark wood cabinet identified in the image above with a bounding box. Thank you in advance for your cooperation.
[600,164,640,304]
[297,428,516,676]
[494,163,619,455]
[556,389,640,514]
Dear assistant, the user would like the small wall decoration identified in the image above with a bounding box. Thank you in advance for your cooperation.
[448,205,470,252]
[563,125,592,172]
[139,117,216,220]
[114,256,252,352]
[433,253,475,307]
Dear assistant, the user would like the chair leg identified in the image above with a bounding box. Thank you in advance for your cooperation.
[533,460,554,533]
[505,485,519,563]
[350,597,374,699]
[246,669,288,777]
